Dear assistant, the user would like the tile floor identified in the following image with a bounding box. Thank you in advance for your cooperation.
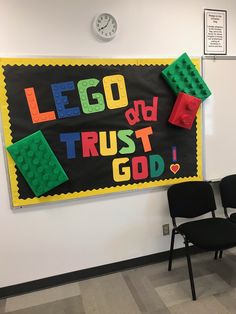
[1,248,236,313]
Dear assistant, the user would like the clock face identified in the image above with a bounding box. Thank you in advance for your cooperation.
[94,13,118,40]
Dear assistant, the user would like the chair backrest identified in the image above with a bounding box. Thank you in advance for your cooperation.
[167,181,216,218]
[220,174,236,208]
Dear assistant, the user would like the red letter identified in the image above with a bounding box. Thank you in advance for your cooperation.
[81,132,99,157]
[24,87,56,123]
[125,101,142,126]
[142,96,158,121]
[135,126,153,152]
[125,97,158,126]
[132,156,148,180]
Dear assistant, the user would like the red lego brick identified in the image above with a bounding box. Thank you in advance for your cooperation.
[168,92,201,129]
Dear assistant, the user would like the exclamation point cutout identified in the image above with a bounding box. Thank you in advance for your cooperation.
[170,146,180,174]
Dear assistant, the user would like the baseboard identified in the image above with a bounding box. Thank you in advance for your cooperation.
[0,246,202,299]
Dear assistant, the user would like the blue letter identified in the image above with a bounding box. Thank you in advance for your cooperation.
[60,132,81,159]
[51,81,80,118]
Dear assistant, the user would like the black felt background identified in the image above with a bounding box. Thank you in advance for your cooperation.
[3,64,198,199]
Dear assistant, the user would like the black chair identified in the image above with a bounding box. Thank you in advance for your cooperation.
[220,174,236,223]
[167,181,236,300]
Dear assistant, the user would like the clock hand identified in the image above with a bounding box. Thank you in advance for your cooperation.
[98,18,110,31]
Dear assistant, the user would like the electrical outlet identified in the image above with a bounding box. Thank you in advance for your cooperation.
[162,224,170,236]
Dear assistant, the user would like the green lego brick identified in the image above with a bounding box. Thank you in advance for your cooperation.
[7,131,69,197]
[162,53,211,101]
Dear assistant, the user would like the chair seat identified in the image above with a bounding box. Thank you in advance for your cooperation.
[230,213,236,223]
[178,217,236,250]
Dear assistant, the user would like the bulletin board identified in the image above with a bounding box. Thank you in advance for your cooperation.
[0,58,202,207]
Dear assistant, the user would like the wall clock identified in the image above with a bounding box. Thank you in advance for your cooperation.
[93,13,118,41]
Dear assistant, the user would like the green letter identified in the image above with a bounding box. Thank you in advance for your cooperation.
[149,154,165,178]
[118,130,135,154]
[78,78,105,114]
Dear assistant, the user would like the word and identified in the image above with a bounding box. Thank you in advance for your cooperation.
[125,97,158,126]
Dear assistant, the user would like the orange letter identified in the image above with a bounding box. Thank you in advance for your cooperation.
[25,87,56,123]
[135,126,153,152]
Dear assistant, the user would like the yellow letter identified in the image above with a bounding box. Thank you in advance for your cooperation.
[112,157,130,182]
[100,131,117,156]
[103,75,128,109]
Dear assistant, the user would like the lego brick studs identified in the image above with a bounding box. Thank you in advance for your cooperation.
[168,92,201,129]
[7,131,68,196]
[162,52,211,101]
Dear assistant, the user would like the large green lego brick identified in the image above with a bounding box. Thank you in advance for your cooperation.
[7,131,69,197]
[162,53,211,101]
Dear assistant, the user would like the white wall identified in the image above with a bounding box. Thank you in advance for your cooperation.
[0,0,236,287]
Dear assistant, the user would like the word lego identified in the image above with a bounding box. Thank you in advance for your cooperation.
[24,74,128,123]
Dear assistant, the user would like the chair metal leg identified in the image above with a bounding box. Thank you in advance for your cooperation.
[219,250,223,259]
[185,240,196,300]
[214,251,218,260]
[168,229,176,271]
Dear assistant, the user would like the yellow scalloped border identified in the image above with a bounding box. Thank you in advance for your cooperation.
[0,57,202,207]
